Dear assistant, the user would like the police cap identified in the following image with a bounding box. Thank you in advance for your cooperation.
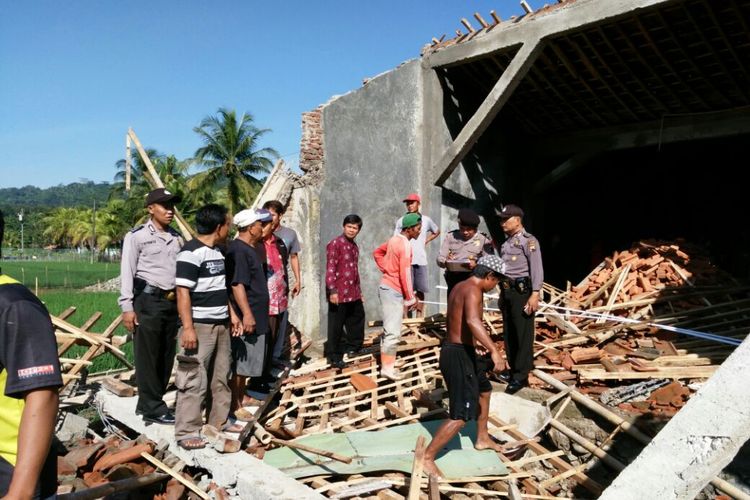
[457,208,480,227]
[145,188,181,207]
[499,204,524,219]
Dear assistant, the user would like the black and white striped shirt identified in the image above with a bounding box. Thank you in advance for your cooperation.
[176,239,228,323]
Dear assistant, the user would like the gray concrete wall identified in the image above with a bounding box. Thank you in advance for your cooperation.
[284,184,323,347]
[319,60,424,327]
[599,337,750,499]
[423,66,535,307]
[311,57,535,336]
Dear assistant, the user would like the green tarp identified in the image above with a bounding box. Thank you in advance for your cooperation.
[264,420,508,479]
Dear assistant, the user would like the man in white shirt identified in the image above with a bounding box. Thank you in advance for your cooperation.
[394,193,440,317]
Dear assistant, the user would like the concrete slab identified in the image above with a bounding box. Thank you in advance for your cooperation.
[95,390,324,499]
[488,392,551,442]
[599,337,750,499]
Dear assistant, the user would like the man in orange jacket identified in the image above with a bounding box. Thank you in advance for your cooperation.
[373,213,422,380]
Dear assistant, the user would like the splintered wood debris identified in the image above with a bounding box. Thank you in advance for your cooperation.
[53,239,748,497]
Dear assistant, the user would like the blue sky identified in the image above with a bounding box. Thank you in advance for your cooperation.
[0,1,546,188]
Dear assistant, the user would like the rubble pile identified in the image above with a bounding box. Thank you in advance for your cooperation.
[526,240,747,418]
[50,239,748,498]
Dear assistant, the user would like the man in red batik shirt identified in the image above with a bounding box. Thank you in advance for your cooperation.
[325,214,364,369]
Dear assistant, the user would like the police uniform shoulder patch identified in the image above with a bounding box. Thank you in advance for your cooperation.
[528,238,538,252]
[130,224,145,234]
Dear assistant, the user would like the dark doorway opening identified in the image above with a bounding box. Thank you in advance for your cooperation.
[538,134,750,287]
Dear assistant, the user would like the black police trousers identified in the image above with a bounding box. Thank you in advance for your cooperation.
[500,286,535,383]
[133,291,178,417]
[325,299,365,361]
[444,271,473,298]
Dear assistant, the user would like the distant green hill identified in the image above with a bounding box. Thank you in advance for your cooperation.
[0,181,111,208]
[0,182,113,250]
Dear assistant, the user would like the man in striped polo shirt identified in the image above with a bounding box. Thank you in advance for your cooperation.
[174,204,238,449]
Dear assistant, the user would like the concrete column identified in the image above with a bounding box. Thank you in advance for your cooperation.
[599,337,750,499]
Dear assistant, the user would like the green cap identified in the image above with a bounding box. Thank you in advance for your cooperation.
[401,213,422,229]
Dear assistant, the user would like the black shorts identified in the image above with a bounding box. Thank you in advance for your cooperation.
[439,343,492,421]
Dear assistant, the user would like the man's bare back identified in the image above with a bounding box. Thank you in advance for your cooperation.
[446,278,482,346]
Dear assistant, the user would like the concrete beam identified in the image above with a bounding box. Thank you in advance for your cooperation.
[530,107,750,157]
[424,0,673,69]
[433,40,544,186]
[599,337,750,500]
[532,151,600,194]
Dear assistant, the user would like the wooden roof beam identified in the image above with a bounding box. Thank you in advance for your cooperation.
[424,0,674,68]
[682,3,749,102]
[565,36,642,121]
[592,26,674,113]
[704,1,750,84]
[652,9,732,107]
[538,44,610,124]
[433,40,544,186]
[627,18,710,109]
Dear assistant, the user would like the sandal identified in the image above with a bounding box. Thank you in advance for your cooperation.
[177,437,207,450]
[222,419,245,433]
[233,408,255,422]
[223,423,244,433]
[241,395,262,407]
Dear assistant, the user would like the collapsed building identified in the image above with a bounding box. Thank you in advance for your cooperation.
[53,0,750,498]
[272,0,750,335]
[257,0,750,497]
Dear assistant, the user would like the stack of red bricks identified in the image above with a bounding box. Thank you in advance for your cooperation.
[56,434,229,497]
[57,436,157,492]
[488,240,745,418]
[299,107,324,172]
[567,239,729,309]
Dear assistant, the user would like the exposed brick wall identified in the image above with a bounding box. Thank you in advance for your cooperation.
[299,107,324,173]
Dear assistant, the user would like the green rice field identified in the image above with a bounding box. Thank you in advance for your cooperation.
[2,260,116,289]
[40,290,134,373]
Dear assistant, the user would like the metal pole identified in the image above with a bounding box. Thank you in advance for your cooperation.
[90,200,96,264]
[17,210,23,255]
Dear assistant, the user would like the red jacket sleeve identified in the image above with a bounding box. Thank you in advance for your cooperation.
[373,242,388,273]
[398,238,415,303]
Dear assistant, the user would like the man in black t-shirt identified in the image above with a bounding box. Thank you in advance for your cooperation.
[226,209,272,416]
[0,210,62,498]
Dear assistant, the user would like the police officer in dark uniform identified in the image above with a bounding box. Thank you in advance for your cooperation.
[119,188,184,424]
[497,204,543,394]
[437,208,494,298]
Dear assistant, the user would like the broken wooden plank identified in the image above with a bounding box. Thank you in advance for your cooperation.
[407,436,426,500]
[577,365,718,381]
[101,377,135,397]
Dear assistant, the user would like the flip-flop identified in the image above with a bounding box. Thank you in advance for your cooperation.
[233,408,256,422]
[222,422,245,433]
[241,395,262,407]
[177,437,207,450]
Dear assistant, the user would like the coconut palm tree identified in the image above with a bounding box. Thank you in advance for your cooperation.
[110,149,194,225]
[110,148,164,224]
[191,108,279,215]
[42,207,82,247]
[111,148,164,197]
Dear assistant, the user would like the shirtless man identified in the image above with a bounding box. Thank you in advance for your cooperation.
[423,255,506,479]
